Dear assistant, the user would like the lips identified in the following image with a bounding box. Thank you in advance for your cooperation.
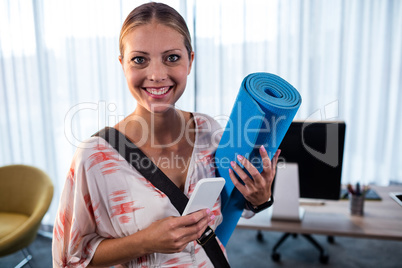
[143,86,172,97]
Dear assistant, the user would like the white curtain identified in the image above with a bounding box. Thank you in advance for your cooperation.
[1,0,401,226]
[192,0,402,187]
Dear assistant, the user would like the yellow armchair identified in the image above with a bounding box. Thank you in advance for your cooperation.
[0,164,54,265]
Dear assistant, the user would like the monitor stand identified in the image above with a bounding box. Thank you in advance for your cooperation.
[271,163,305,221]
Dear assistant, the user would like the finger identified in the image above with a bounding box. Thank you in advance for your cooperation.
[236,154,263,185]
[192,214,213,238]
[230,165,255,193]
[267,149,281,179]
[272,149,281,168]
[228,168,247,194]
[230,160,254,186]
[180,209,210,226]
[260,145,272,173]
[186,209,215,225]
[181,214,213,242]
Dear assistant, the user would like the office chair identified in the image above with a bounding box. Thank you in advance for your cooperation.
[256,230,332,264]
[0,164,54,267]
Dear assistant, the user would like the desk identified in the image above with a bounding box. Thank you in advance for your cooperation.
[237,185,402,241]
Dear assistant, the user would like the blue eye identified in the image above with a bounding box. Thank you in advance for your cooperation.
[167,54,180,62]
[132,57,145,64]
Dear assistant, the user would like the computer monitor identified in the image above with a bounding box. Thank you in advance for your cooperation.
[279,121,346,200]
[277,121,346,200]
[271,121,346,221]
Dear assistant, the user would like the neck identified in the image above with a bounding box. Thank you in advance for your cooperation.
[126,105,190,148]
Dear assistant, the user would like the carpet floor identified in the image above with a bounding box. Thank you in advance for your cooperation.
[1,228,401,267]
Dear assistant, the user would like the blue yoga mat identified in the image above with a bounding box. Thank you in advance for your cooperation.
[215,72,302,246]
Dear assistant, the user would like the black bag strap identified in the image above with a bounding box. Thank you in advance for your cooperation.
[93,127,230,268]
[94,127,188,213]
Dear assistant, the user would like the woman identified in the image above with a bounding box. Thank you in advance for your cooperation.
[52,2,279,267]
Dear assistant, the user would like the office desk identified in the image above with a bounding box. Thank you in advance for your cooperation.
[237,185,402,241]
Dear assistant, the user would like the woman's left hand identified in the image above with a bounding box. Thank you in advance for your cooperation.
[229,146,281,207]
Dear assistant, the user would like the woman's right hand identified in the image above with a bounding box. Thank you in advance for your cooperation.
[142,208,214,254]
[89,209,214,267]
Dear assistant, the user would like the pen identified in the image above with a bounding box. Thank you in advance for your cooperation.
[356,182,361,196]
[347,184,355,195]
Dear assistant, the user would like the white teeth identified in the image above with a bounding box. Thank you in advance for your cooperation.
[145,87,170,95]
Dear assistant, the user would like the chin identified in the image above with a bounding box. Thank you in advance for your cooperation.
[148,103,176,114]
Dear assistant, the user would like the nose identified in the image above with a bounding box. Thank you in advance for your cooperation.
[147,60,167,82]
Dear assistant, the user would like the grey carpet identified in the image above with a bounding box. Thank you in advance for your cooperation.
[1,229,402,267]
[226,229,402,268]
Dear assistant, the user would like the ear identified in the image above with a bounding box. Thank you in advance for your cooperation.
[187,51,195,75]
[118,55,124,70]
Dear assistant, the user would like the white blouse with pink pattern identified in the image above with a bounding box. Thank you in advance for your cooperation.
[52,112,228,268]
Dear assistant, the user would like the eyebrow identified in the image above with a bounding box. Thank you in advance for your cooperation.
[129,49,182,55]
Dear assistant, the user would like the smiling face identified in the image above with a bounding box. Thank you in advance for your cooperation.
[119,21,194,114]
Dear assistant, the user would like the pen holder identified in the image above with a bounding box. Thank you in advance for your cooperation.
[349,194,365,216]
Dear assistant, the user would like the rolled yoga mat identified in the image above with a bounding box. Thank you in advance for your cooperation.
[215,72,302,246]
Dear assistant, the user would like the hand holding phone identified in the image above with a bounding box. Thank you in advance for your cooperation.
[182,177,225,216]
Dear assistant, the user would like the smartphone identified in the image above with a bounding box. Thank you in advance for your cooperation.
[182,177,226,216]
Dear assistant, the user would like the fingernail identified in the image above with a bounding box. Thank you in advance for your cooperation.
[260,145,266,152]
[237,155,244,161]
[229,169,233,174]
[230,161,236,167]
[206,209,211,214]
[210,214,215,221]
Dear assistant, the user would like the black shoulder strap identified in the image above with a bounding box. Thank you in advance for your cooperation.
[93,127,230,268]
[94,127,188,213]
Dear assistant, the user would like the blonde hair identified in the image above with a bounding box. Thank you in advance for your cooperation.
[119,2,192,59]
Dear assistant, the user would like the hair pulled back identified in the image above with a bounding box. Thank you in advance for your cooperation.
[119,2,192,59]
